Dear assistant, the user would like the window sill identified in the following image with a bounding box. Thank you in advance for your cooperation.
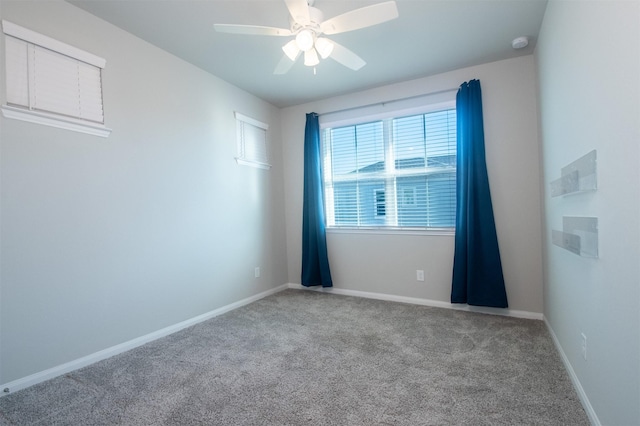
[1,105,112,138]
[326,227,455,237]
[235,157,271,170]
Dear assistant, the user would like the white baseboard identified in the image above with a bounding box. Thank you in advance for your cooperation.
[0,282,544,396]
[287,283,543,320]
[543,317,600,426]
[0,284,289,396]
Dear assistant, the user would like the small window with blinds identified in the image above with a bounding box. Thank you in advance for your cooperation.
[1,20,111,137]
[322,106,457,230]
[234,112,271,170]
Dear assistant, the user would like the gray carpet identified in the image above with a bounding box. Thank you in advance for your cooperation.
[0,289,589,425]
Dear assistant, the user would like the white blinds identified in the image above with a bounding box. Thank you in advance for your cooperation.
[235,112,271,170]
[322,108,457,229]
[5,35,29,107]
[5,35,104,123]
[2,20,109,136]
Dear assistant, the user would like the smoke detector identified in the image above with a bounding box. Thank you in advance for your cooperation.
[512,36,529,49]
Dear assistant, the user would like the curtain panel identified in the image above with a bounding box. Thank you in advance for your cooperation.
[301,112,333,287]
[451,80,508,308]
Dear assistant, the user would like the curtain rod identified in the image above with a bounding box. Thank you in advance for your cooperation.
[318,87,459,117]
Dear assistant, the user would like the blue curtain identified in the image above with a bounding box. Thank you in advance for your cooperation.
[451,80,508,308]
[301,113,333,287]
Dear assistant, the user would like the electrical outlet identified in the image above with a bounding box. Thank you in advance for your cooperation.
[254,267,260,278]
[581,333,587,360]
[416,270,425,282]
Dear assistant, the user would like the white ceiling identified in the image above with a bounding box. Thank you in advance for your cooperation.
[68,0,548,108]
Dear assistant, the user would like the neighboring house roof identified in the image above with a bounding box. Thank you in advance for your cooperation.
[352,155,456,174]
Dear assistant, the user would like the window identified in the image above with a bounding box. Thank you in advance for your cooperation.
[399,187,416,206]
[1,20,111,137]
[374,189,386,217]
[234,112,271,170]
[321,106,456,230]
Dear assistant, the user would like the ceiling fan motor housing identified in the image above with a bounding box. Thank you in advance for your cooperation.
[290,6,324,36]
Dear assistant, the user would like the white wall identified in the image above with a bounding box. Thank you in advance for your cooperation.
[0,0,288,384]
[536,1,640,424]
[281,55,544,315]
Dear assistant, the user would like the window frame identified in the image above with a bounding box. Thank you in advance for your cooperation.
[320,101,457,235]
[234,111,271,170]
[1,20,111,137]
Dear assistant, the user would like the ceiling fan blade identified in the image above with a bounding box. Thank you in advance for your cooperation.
[329,41,366,71]
[274,54,297,74]
[284,0,311,25]
[214,24,292,36]
[320,1,399,35]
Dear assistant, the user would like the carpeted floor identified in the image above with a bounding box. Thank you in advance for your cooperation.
[0,289,589,425]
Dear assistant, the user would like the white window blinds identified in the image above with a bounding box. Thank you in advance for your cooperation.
[235,112,271,170]
[322,107,457,229]
[2,20,110,137]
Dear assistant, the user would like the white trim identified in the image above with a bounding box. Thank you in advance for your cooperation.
[544,317,601,426]
[2,20,106,68]
[320,99,456,129]
[0,284,289,396]
[327,227,454,237]
[287,284,543,320]
[234,111,268,130]
[1,105,112,138]
[234,157,272,170]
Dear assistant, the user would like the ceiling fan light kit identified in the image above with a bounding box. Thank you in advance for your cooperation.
[304,49,320,66]
[214,0,399,74]
[282,39,301,61]
[295,29,315,51]
[315,37,334,59]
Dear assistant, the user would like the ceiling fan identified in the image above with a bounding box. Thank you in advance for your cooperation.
[213,0,399,74]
